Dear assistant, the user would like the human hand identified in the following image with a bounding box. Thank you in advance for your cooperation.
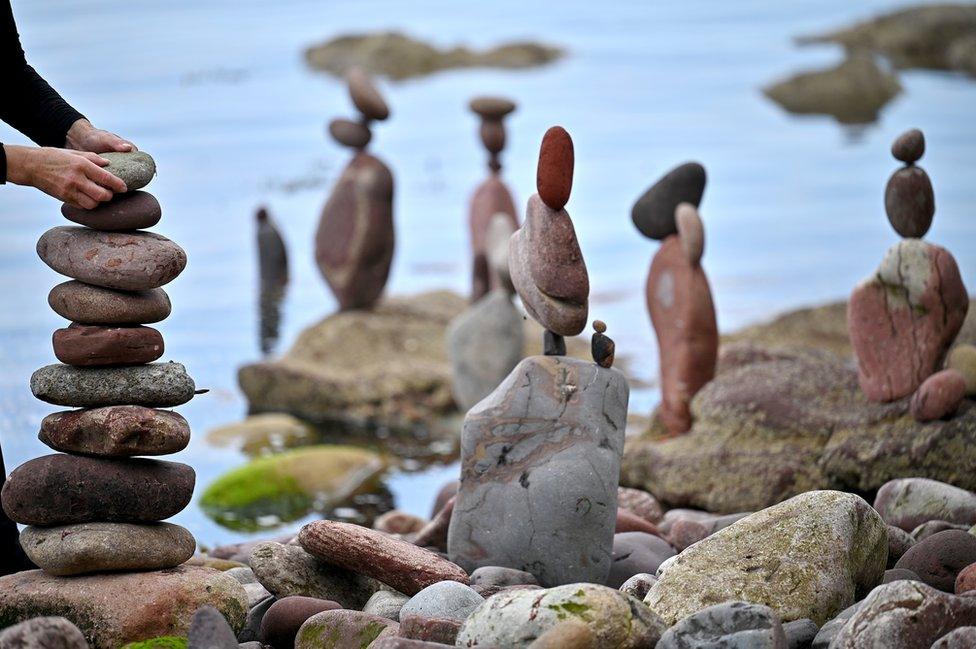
[65,118,137,154]
[4,145,127,209]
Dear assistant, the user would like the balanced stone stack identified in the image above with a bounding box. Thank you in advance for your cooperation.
[631,162,718,435]
[448,127,630,587]
[315,67,394,311]
[0,151,200,577]
[848,128,969,414]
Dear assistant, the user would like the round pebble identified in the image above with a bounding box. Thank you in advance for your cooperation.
[593,320,607,333]
[469,96,516,120]
[347,67,389,121]
[39,405,190,457]
[885,165,935,238]
[894,529,976,591]
[883,567,921,584]
[328,118,371,149]
[891,128,925,164]
[400,581,485,622]
[101,151,156,191]
[910,369,967,422]
[480,120,505,155]
[260,596,342,648]
[48,280,171,325]
[535,126,574,211]
[30,361,196,408]
[946,344,976,396]
[61,190,161,231]
[675,202,705,265]
[52,323,163,366]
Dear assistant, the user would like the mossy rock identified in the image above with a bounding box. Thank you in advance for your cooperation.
[201,445,385,531]
[122,637,187,649]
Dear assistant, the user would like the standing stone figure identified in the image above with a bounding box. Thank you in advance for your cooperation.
[449,127,629,588]
[632,163,717,435]
[467,96,519,302]
[848,128,968,402]
[257,206,288,355]
[315,67,394,311]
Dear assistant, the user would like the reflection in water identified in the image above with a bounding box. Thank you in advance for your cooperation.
[256,207,289,355]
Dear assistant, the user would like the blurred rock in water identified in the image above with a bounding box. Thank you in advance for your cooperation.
[304,32,563,80]
[256,206,288,356]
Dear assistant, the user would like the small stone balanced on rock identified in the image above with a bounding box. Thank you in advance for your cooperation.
[315,67,394,310]
[1,151,199,578]
[448,126,630,587]
[848,128,969,404]
[632,163,718,435]
[467,96,519,302]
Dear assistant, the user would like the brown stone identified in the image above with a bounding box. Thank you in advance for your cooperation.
[468,175,517,301]
[260,596,342,648]
[615,509,660,535]
[298,520,469,595]
[329,118,372,149]
[885,165,934,238]
[955,562,976,594]
[1,454,194,526]
[535,126,573,210]
[48,280,171,325]
[347,66,390,121]
[911,369,967,422]
[52,323,163,366]
[374,510,427,535]
[412,496,453,550]
[527,619,596,649]
[61,190,161,231]
[39,406,190,457]
[37,226,186,291]
[399,614,461,644]
[892,128,925,164]
[314,152,394,310]
[647,235,718,434]
[617,487,664,524]
[479,119,505,155]
[469,96,516,120]
[894,529,976,591]
[295,609,398,649]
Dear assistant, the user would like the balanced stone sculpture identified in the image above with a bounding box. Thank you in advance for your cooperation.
[848,129,968,402]
[315,67,394,311]
[633,164,717,435]
[1,152,199,578]
[257,206,288,355]
[467,96,519,302]
[448,127,629,587]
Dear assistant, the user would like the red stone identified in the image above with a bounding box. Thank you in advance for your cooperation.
[535,126,573,211]
[955,562,976,594]
[615,508,660,535]
[468,176,517,301]
[52,323,163,366]
[911,369,967,422]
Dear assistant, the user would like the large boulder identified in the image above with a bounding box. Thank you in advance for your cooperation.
[644,491,887,626]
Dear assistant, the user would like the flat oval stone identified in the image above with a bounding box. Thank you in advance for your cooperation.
[910,369,967,422]
[30,362,196,408]
[101,151,156,191]
[49,280,171,325]
[53,323,164,366]
[19,522,195,576]
[469,96,516,120]
[536,126,574,210]
[39,406,190,456]
[632,162,706,240]
[347,67,390,121]
[329,118,372,149]
[885,166,934,238]
[0,454,194,526]
[892,128,925,164]
[61,190,161,231]
[37,226,187,291]
[675,202,705,265]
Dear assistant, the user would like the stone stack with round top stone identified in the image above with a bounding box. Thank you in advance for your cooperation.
[631,163,718,435]
[315,66,394,311]
[448,127,629,588]
[467,96,519,302]
[1,151,199,578]
[848,128,968,405]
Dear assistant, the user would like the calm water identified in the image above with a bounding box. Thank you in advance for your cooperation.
[1,0,974,546]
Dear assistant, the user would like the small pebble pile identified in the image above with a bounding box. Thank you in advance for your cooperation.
[0,151,200,577]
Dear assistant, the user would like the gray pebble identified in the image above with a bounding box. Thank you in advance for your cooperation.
[30,362,196,408]
[102,151,156,190]
[400,581,485,622]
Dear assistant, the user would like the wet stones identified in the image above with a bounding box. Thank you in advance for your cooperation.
[52,323,163,366]
[39,406,190,456]
[61,190,161,231]
[536,126,573,211]
[885,128,934,237]
[100,151,156,191]
[631,162,706,240]
[48,281,171,325]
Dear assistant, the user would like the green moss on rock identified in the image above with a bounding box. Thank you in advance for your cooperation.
[122,637,187,649]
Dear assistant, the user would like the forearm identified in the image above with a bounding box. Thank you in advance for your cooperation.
[0,66,84,147]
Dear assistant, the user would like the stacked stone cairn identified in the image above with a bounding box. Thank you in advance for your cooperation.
[848,128,969,421]
[0,151,199,577]
[448,126,631,587]
[315,66,394,311]
[256,205,288,355]
[631,162,718,435]
[466,95,519,301]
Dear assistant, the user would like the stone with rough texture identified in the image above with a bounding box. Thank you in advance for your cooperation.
[527,619,594,649]
[31,362,195,408]
[644,491,887,626]
[2,454,194,526]
[248,541,378,609]
[874,478,976,532]
[0,566,246,649]
[887,525,916,567]
[470,566,538,588]
[53,323,163,366]
[933,627,976,648]
[915,521,971,540]
[363,590,410,621]
[619,573,657,600]
[188,605,238,649]
[61,190,160,232]
[19,522,195,576]
[894,529,976,591]
[535,126,573,211]
[656,601,787,649]
[469,177,517,300]
[892,128,925,163]
[885,164,935,239]
[398,614,461,644]
[294,609,398,649]
[848,239,968,402]
[783,619,819,649]
[948,344,976,395]
[632,162,706,240]
[48,280,171,325]
[883,567,920,583]
[347,66,389,121]
[371,639,448,649]
[39,406,190,457]
[0,616,89,649]
[328,118,371,149]
[606,532,676,589]
[400,581,484,622]
[101,151,156,190]
[956,562,976,594]
[299,520,468,596]
[448,355,628,587]
[259,596,341,648]
[314,151,394,311]
[509,194,588,336]
[831,580,976,648]
[457,582,664,648]
[911,369,967,422]
[37,226,186,291]
[617,487,664,524]
[447,289,524,411]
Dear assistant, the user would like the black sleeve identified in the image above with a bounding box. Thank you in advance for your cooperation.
[0,0,84,147]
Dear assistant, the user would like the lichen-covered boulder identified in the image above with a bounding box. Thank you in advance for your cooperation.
[644,491,887,626]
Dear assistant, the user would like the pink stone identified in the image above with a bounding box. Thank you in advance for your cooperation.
[647,236,718,435]
[848,239,968,402]
[468,176,517,301]
[911,369,967,422]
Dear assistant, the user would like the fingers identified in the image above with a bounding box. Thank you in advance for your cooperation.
[85,163,127,193]
[66,191,98,210]
[75,151,110,166]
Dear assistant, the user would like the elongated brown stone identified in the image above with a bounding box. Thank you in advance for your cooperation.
[298,520,468,596]
[53,323,163,366]
[48,281,171,325]
[535,126,573,211]
[347,67,390,121]
[39,406,190,457]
